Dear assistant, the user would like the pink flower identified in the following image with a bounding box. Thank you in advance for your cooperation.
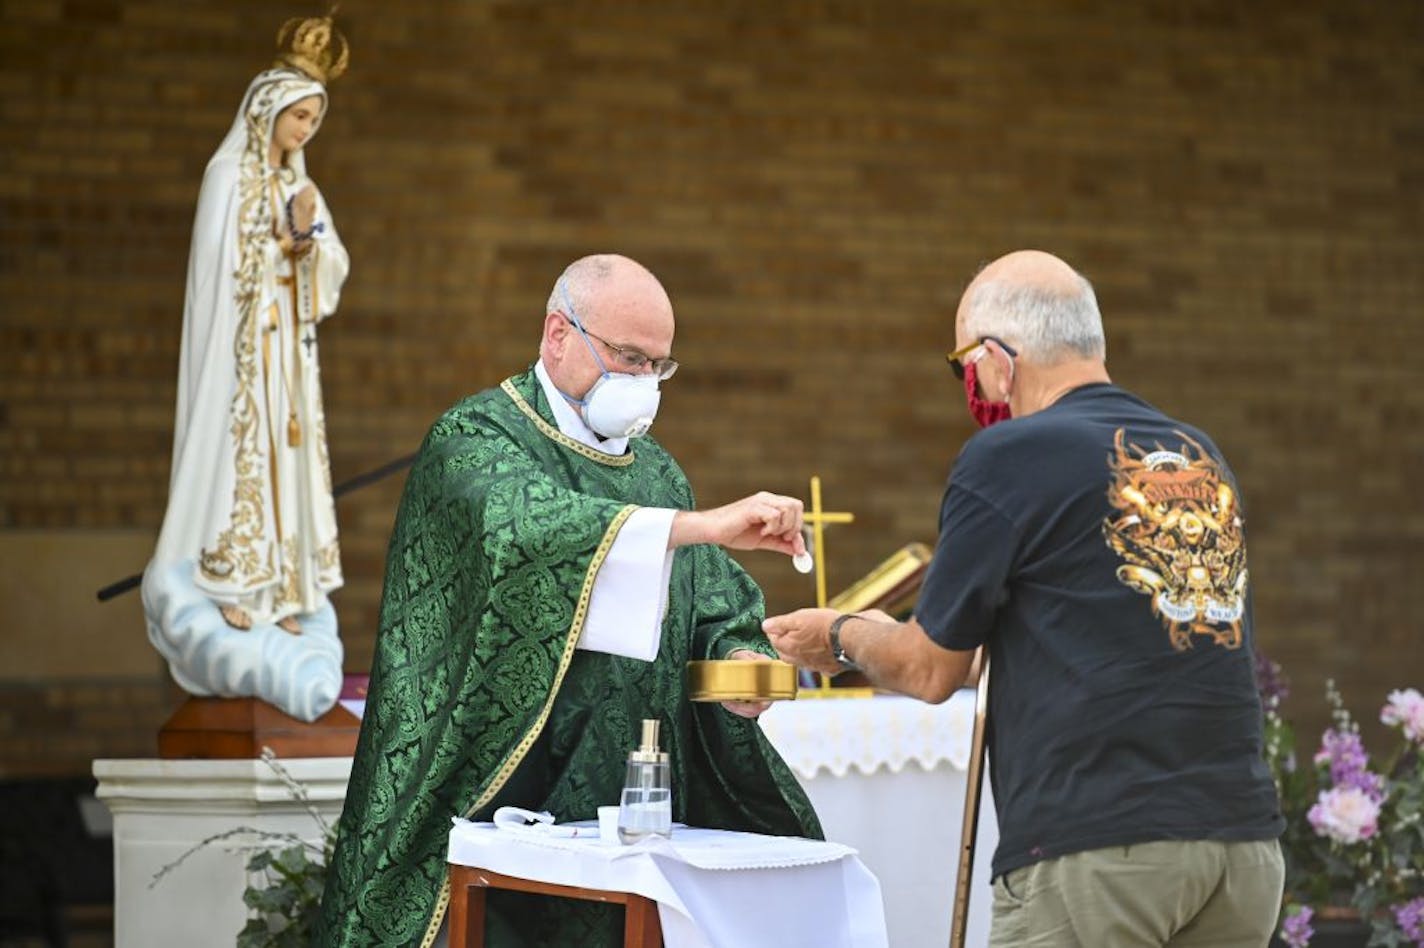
[1307,786,1380,844]
[1381,688,1424,743]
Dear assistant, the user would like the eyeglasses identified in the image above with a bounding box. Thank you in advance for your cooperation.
[946,336,1017,380]
[562,312,679,381]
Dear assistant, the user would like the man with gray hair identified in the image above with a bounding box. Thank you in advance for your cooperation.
[319,253,822,947]
[767,250,1285,946]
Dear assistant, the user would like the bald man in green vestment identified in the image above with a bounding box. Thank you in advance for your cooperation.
[316,254,823,947]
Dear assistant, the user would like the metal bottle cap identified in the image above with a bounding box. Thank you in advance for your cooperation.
[629,718,668,764]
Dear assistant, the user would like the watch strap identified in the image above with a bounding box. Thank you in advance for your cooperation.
[828,613,858,671]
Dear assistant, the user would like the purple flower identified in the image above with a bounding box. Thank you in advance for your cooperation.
[1394,897,1424,945]
[1280,905,1314,948]
[1307,786,1380,843]
[1256,652,1290,705]
[1313,729,1385,801]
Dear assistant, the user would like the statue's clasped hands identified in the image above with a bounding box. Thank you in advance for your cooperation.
[275,183,319,258]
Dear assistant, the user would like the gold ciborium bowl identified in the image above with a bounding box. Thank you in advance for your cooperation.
[686,659,799,702]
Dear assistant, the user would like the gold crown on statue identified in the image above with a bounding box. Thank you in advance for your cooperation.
[274,9,349,84]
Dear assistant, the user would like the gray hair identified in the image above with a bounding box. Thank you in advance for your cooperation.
[546,255,617,324]
[963,272,1107,363]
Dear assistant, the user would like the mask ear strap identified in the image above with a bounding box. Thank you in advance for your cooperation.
[559,279,612,377]
[556,384,591,408]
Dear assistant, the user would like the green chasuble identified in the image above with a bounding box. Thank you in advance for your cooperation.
[315,369,821,947]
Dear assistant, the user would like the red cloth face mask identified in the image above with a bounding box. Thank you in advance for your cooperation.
[965,361,1012,428]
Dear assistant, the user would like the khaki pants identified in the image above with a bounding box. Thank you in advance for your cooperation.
[989,839,1284,948]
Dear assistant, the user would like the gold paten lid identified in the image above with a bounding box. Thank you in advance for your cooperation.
[687,660,799,702]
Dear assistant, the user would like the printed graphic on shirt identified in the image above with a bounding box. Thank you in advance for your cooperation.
[1102,428,1247,651]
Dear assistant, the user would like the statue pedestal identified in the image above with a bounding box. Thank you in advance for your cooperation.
[157,696,361,759]
[93,756,351,947]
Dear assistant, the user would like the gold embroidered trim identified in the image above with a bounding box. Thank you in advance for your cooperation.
[418,503,638,948]
[500,378,635,467]
[316,539,340,573]
[421,879,452,948]
[265,303,285,543]
[278,536,300,608]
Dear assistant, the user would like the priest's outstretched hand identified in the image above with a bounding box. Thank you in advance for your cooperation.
[668,491,808,558]
[665,492,806,718]
[718,648,777,719]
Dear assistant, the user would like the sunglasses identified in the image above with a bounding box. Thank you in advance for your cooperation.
[945,336,1018,380]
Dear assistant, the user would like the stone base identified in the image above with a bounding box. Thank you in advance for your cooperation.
[94,756,351,948]
[157,696,361,759]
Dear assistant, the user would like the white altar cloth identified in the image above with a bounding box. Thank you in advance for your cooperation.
[760,691,998,948]
[448,819,889,947]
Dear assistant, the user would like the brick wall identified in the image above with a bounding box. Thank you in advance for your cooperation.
[0,679,177,779]
[1,0,1421,775]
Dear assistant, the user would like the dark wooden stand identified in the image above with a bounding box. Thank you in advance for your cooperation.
[447,864,663,948]
[157,696,361,759]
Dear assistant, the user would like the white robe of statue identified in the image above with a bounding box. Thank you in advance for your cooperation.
[142,69,348,722]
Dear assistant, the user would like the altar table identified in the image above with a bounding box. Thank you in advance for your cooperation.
[349,687,998,946]
[446,819,889,947]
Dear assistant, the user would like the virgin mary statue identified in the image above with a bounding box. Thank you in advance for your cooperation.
[143,17,351,722]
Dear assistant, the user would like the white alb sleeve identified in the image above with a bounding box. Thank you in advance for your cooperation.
[577,507,677,661]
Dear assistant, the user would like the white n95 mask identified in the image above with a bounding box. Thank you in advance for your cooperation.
[581,372,661,439]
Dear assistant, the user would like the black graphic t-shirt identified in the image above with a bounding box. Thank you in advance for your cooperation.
[917,383,1284,879]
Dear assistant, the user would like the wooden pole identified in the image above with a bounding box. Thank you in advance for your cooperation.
[949,651,990,948]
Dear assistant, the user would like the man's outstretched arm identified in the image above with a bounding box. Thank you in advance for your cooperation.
[763,608,976,704]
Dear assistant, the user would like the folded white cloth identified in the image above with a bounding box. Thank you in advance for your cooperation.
[491,806,599,839]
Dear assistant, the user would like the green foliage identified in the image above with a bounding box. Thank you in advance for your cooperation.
[236,839,330,947]
[234,750,336,947]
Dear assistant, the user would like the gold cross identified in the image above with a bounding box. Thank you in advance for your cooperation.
[804,475,854,609]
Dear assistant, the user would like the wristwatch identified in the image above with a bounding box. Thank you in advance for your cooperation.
[828,613,859,672]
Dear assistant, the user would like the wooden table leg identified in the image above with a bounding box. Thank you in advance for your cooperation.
[623,894,662,948]
[447,865,662,947]
[447,865,488,948]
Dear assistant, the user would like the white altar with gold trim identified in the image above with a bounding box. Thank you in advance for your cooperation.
[760,690,997,948]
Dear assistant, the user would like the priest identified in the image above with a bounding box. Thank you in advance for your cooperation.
[316,254,822,947]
